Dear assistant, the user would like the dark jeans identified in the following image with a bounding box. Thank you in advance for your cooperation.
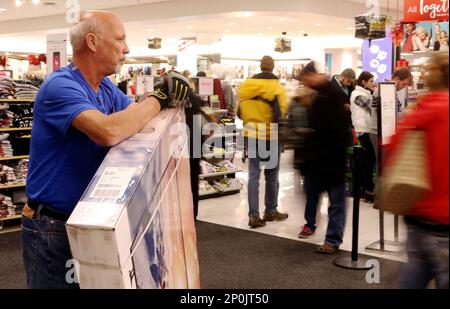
[22,213,79,289]
[190,158,200,220]
[304,176,347,247]
[399,218,449,289]
[358,133,376,193]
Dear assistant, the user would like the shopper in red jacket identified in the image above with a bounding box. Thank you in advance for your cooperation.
[389,52,449,289]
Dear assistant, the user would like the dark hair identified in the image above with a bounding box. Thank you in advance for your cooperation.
[196,71,206,77]
[356,71,374,87]
[392,68,413,81]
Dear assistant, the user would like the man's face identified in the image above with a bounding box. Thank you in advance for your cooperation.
[97,17,130,76]
[395,77,412,91]
[417,29,427,40]
[342,77,354,87]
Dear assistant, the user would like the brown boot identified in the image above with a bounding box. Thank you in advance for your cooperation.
[248,216,266,228]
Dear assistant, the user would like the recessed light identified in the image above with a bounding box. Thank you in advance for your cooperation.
[279,18,287,22]
[15,0,24,7]
[223,29,231,33]
[266,26,274,30]
[347,27,354,30]
[187,25,194,29]
[32,0,41,4]
[0,8,7,12]
[315,23,322,26]
[238,11,254,17]
[229,22,237,25]
[300,30,307,33]
[148,29,155,32]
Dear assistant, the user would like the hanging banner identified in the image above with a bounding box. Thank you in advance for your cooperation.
[363,30,393,83]
[404,0,449,22]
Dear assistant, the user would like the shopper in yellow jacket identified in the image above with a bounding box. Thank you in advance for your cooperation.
[237,55,289,228]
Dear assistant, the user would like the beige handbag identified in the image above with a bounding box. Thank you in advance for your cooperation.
[380,130,431,215]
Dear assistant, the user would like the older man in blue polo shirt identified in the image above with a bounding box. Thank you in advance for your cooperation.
[22,11,190,289]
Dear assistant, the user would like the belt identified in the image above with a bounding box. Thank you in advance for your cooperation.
[27,200,70,222]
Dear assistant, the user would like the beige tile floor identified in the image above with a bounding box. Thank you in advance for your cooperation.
[198,149,408,263]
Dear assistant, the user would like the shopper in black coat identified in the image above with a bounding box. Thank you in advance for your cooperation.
[296,62,348,254]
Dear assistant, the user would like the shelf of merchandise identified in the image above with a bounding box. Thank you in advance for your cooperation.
[0,98,34,103]
[0,127,32,132]
[0,214,21,222]
[0,183,26,189]
[0,155,29,162]
[199,189,241,200]
[199,169,242,179]
[0,226,21,234]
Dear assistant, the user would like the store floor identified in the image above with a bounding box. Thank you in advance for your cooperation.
[198,149,408,263]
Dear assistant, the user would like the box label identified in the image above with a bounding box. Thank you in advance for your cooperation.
[91,167,136,199]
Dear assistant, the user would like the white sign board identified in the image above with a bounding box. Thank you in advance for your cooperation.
[379,82,397,145]
[136,75,154,96]
[198,78,214,96]
[47,33,67,74]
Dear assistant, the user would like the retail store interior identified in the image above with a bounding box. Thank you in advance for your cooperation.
[0,0,448,290]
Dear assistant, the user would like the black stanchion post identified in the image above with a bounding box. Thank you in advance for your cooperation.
[334,145,373,270]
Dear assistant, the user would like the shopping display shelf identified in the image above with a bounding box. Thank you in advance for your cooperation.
[211,132,239,138]
[0,214,21,222]
[0,98,34,102]
[0,226,21,234]
[0,127,32,132]
[0,155,29,162]
[0,183,26,189]
[199,189,240,200]
[199,169,242,179]
[202,151,235,159]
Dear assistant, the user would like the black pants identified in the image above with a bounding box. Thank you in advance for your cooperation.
[190,158,200,220]
[358,133,376,193]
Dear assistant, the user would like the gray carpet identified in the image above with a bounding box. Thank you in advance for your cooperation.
[0,222,401,289]
[195,221,400,289]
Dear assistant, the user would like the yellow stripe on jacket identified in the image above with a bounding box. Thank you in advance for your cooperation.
[238,77,287,140]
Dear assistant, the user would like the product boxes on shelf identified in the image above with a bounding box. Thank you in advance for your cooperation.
[66,108,200,289]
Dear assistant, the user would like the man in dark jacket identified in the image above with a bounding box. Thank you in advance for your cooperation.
[297,62,348,254]
[330,68,356,146]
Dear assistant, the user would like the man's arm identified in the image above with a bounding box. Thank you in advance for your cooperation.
[72,97,161,147]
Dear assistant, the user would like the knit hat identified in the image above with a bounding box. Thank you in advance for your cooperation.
[260,55,275,72]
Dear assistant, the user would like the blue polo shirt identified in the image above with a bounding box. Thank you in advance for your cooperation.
[26,64,131,214]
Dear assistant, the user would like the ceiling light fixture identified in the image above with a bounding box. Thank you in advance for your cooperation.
[15,0,41,6]
[229,22,236,25]
[279,18,287,22]
[266,26,274,30]
[315,23,322,26]
[32,0,40,4]
[223,29,231,33]
[15,0,24,6]
[0,8,7,12]
[347,27,354,30]
[187,25,194,29]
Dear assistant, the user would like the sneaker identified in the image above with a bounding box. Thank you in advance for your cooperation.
[263,210,289,221]
[248,216,266,228]
[298,225,316,238]
[316,243,339,254]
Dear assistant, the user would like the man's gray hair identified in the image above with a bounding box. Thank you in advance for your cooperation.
[70,15,104,53]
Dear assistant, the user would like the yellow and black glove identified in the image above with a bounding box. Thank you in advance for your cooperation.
[149,70,191,109]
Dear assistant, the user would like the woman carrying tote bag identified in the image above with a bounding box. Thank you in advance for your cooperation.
[383,52,448,289]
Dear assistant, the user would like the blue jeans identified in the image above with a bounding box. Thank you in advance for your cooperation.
[304,177,347,247]
[247,139,281,217]
[22,213,79,289]
[398,221,449,289]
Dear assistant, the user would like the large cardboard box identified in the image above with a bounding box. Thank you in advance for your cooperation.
[66,108,200,289]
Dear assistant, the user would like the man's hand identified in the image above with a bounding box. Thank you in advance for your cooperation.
[149,70,191,109]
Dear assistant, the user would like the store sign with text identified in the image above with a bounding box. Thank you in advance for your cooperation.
[404,0,449,22]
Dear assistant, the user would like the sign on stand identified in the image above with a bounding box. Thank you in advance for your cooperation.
[379,83,397,145]
[47,33,67,74]
[136,75,154,96]
[198,78,214,96]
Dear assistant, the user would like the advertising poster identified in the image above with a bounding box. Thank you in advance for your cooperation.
[136,75,154,96]
[379,83,397,145]
[402,21,449,52]
[363,30,393,83]
[47,33,67,74]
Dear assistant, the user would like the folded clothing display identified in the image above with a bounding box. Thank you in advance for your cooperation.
[199,180,219,195]
[0,77,15,99]
[8,104,33,128]
[213,178,243,192]
[199,159,238,175]
[0,78,41,99]
[0,133,13,157]
[0,161,28,185]
[0,194,15,219]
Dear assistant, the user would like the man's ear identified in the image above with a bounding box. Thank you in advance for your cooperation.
[86,33,97,53]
